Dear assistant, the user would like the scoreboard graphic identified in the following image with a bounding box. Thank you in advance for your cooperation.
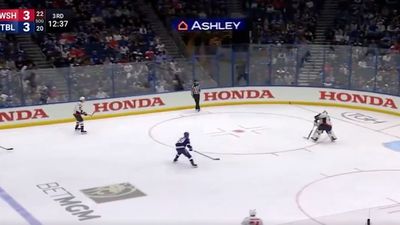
[0,9,72,33]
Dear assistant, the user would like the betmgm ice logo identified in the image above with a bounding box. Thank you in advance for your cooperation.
[81,182,146,203]
[173,18,246,32]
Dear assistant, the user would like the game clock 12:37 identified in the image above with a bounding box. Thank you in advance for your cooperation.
[45,9,73,33]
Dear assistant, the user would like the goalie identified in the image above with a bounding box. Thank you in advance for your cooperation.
[311,111,337,142]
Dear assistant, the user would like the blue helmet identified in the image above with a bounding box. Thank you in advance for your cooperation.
[184,132,189,138]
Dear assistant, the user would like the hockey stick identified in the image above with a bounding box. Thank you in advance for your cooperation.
[193,150,220,160]
[0,145,13,150]
[304,124,315,140]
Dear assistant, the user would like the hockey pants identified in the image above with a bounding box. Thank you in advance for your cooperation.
[312,125,337,141]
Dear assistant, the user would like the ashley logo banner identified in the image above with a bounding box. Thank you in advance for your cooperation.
[173,18,247,32]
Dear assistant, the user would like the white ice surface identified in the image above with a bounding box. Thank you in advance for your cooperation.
[0,104,400,225]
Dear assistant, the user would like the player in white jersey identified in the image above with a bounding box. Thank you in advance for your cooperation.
[241,209,263,225]
[311,110,337,142]
[73,96,88,133]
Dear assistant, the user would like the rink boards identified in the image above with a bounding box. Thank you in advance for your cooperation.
[0,86,399,129]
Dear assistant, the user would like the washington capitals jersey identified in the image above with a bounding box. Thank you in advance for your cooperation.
[241,216,263,225]
[73,102,85,115]
[314,113,332,126]
[175,136,192,149]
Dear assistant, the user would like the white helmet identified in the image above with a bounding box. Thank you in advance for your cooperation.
[79,96,85,102]
[249,209,256,216]
[320,110,328,118]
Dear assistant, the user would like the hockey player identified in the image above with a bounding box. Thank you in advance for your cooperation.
[173,132,197,167]
[191,80,200,112]
[73,96,88,133]
[311,110,337,142]
[241,209,264,225]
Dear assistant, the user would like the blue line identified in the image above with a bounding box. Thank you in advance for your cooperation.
[0,186,43,225]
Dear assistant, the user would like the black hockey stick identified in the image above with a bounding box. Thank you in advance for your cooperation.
[193,150,220,160]
[0,145,13,150]
[304,125,315,140]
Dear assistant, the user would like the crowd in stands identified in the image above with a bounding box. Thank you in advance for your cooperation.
[4,0,173,67]
[0,34,36,107]
[1,0,192,107]
[65,58,188,102]
[247,0,322,44]
[314,43,400,96]
[31,0,166,67]
[318,0,400,94]
[329,0,400,50]
[1,0,399,108]
[152,0,228,23]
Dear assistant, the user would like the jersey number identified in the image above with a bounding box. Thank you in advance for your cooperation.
[250,220,260,225]
[177,137,186,144]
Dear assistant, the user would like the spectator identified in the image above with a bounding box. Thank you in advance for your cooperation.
[95,88,109,99]
[23,72,37,94]
[172,74,184,91]
[38,85,49,104]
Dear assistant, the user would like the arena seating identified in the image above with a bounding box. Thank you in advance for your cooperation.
[247,0,323,44]
[0,0,399,108]
[34,0,162,67]
[332,0,400,49]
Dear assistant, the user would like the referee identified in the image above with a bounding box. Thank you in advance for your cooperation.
[191,80,201,112]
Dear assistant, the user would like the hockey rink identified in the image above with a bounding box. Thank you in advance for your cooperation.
[1,104,400,225]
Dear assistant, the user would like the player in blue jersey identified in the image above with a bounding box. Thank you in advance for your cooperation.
[173,132,197,167]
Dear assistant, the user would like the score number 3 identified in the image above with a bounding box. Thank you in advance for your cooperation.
[22,10,31,32]
[22,10,31,20]
[22,23,30,32]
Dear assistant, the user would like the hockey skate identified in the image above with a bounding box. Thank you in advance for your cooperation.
[190,159,198,167]
[81,130,87,134]
[327,131,337,142]
[173,156,179,162]
[311,137,318,142]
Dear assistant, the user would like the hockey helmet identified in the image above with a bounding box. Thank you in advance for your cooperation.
[319,110,328,118]
[184,132,189,138]
[79,96,85,102]
[249,209,256,216]
[193,80,199,86]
